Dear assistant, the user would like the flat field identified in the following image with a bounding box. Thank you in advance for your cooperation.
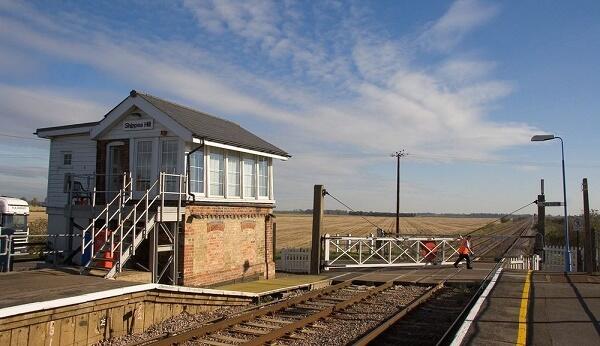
[29,206,47,222]
[275,214,494,250]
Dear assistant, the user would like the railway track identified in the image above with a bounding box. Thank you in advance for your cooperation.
[143,220,534,346]
[353,285,475,346]
[350,218,534,346]
[147,279,435,346]
[472,219,532,260]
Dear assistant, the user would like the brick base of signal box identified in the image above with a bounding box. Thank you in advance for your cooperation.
[181,205,275,287]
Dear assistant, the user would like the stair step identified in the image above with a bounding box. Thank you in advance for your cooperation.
[91,257,118,262]
[88,266,111,271]
[157,244,174,252]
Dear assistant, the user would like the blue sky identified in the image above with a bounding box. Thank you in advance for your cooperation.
[0,0,599,215]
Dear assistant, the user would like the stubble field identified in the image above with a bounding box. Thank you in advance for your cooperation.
[274,214,494,250]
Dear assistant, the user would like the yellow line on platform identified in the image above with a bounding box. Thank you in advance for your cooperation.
[516,270,532,345]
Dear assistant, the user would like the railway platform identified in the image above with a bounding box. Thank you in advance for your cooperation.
[457,270,600,346]
[0,268,140,309]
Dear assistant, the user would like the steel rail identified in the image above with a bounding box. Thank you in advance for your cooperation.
[475,220,532,259]
[351,281,444,346]
[243,281,395,346]
[150,279,400,346]
[349,219,532,346]
[149,279,355,345]
[148,221,533,346]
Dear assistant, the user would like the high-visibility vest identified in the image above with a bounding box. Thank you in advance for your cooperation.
[458,238,470,255]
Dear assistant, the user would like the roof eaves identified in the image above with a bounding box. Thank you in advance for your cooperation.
[196,135,291,157]
[35,121,100,135]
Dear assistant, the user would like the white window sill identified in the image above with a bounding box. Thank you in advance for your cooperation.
[188,196,275,204]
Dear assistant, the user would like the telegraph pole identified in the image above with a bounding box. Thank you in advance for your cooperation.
[391,150,407,235]
[582,178,594,273]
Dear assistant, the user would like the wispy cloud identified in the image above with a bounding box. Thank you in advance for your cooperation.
[418,0,499,52]
[0,0,539,210]
[0,84,106,136]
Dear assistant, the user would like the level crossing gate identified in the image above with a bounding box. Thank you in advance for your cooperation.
[321,234,461,270]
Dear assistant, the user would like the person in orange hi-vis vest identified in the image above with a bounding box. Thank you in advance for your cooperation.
[453,235,474,269]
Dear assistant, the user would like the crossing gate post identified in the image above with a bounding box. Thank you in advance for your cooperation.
[323,234,330,270]
[310,185,324,275]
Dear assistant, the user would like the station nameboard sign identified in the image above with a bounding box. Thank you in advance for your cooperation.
[123,119,154,131]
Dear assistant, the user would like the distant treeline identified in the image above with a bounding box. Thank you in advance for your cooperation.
[276,209,531,218]
[349,211,416,217]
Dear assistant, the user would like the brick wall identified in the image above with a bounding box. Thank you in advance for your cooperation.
[182,205,275,286]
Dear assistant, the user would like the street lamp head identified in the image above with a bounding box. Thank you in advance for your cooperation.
[531,134,555,142]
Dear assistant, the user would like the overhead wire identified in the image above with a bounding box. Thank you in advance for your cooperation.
[323,189,383,231]
[465,200,537,236]
[0,133,48,141]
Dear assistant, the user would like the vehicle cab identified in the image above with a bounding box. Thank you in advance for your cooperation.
[0,197,29,232]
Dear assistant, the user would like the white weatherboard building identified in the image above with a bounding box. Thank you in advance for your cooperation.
[35,90,289,286]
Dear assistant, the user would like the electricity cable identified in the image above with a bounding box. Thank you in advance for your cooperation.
[466,200,537,236]
[324,190,383,231]
[0,133,48,141]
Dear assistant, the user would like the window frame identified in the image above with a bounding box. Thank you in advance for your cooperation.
[188,147,205,196]
[242,154,257,199]
[257,156,270,199]
[133,138,155,192]
[208,147,225,197]
[159,138,179,193]
[62,151,72,167]
[226,151,241,198]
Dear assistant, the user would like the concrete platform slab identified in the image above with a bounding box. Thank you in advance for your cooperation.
[214,274,330,293]
[460,271,600,346]
[0,268,139,309]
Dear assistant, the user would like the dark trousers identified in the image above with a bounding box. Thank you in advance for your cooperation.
[454,254,472,268]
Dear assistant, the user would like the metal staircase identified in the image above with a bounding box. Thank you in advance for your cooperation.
[80,172,186,283]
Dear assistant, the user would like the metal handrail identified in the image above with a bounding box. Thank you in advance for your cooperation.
[67,172,133,206]
[111,177,161,257]
[2,234,83,272]
[112,173,187,255]
[81,172,132,261]
[109,173,186,267]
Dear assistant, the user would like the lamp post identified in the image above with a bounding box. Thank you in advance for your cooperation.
[531,134,571,272]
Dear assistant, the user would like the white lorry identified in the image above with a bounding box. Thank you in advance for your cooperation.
[0,197,30,269]
[0,197,30,231]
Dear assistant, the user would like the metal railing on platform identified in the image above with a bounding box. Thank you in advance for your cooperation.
[0,233,82,272]
[65,172,133,207]
[505,255,541,270]
[544,245,579,271]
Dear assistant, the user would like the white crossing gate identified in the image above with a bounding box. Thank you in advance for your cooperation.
[321,234,460,270]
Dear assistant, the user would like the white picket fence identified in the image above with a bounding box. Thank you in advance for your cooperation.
[276,248,310,273]
[505,255,541,270]
[543,245,579,271]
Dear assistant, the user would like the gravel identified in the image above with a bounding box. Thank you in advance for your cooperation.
[279,284,431,346]
[97,289,309,346]
[100,284,434,346]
